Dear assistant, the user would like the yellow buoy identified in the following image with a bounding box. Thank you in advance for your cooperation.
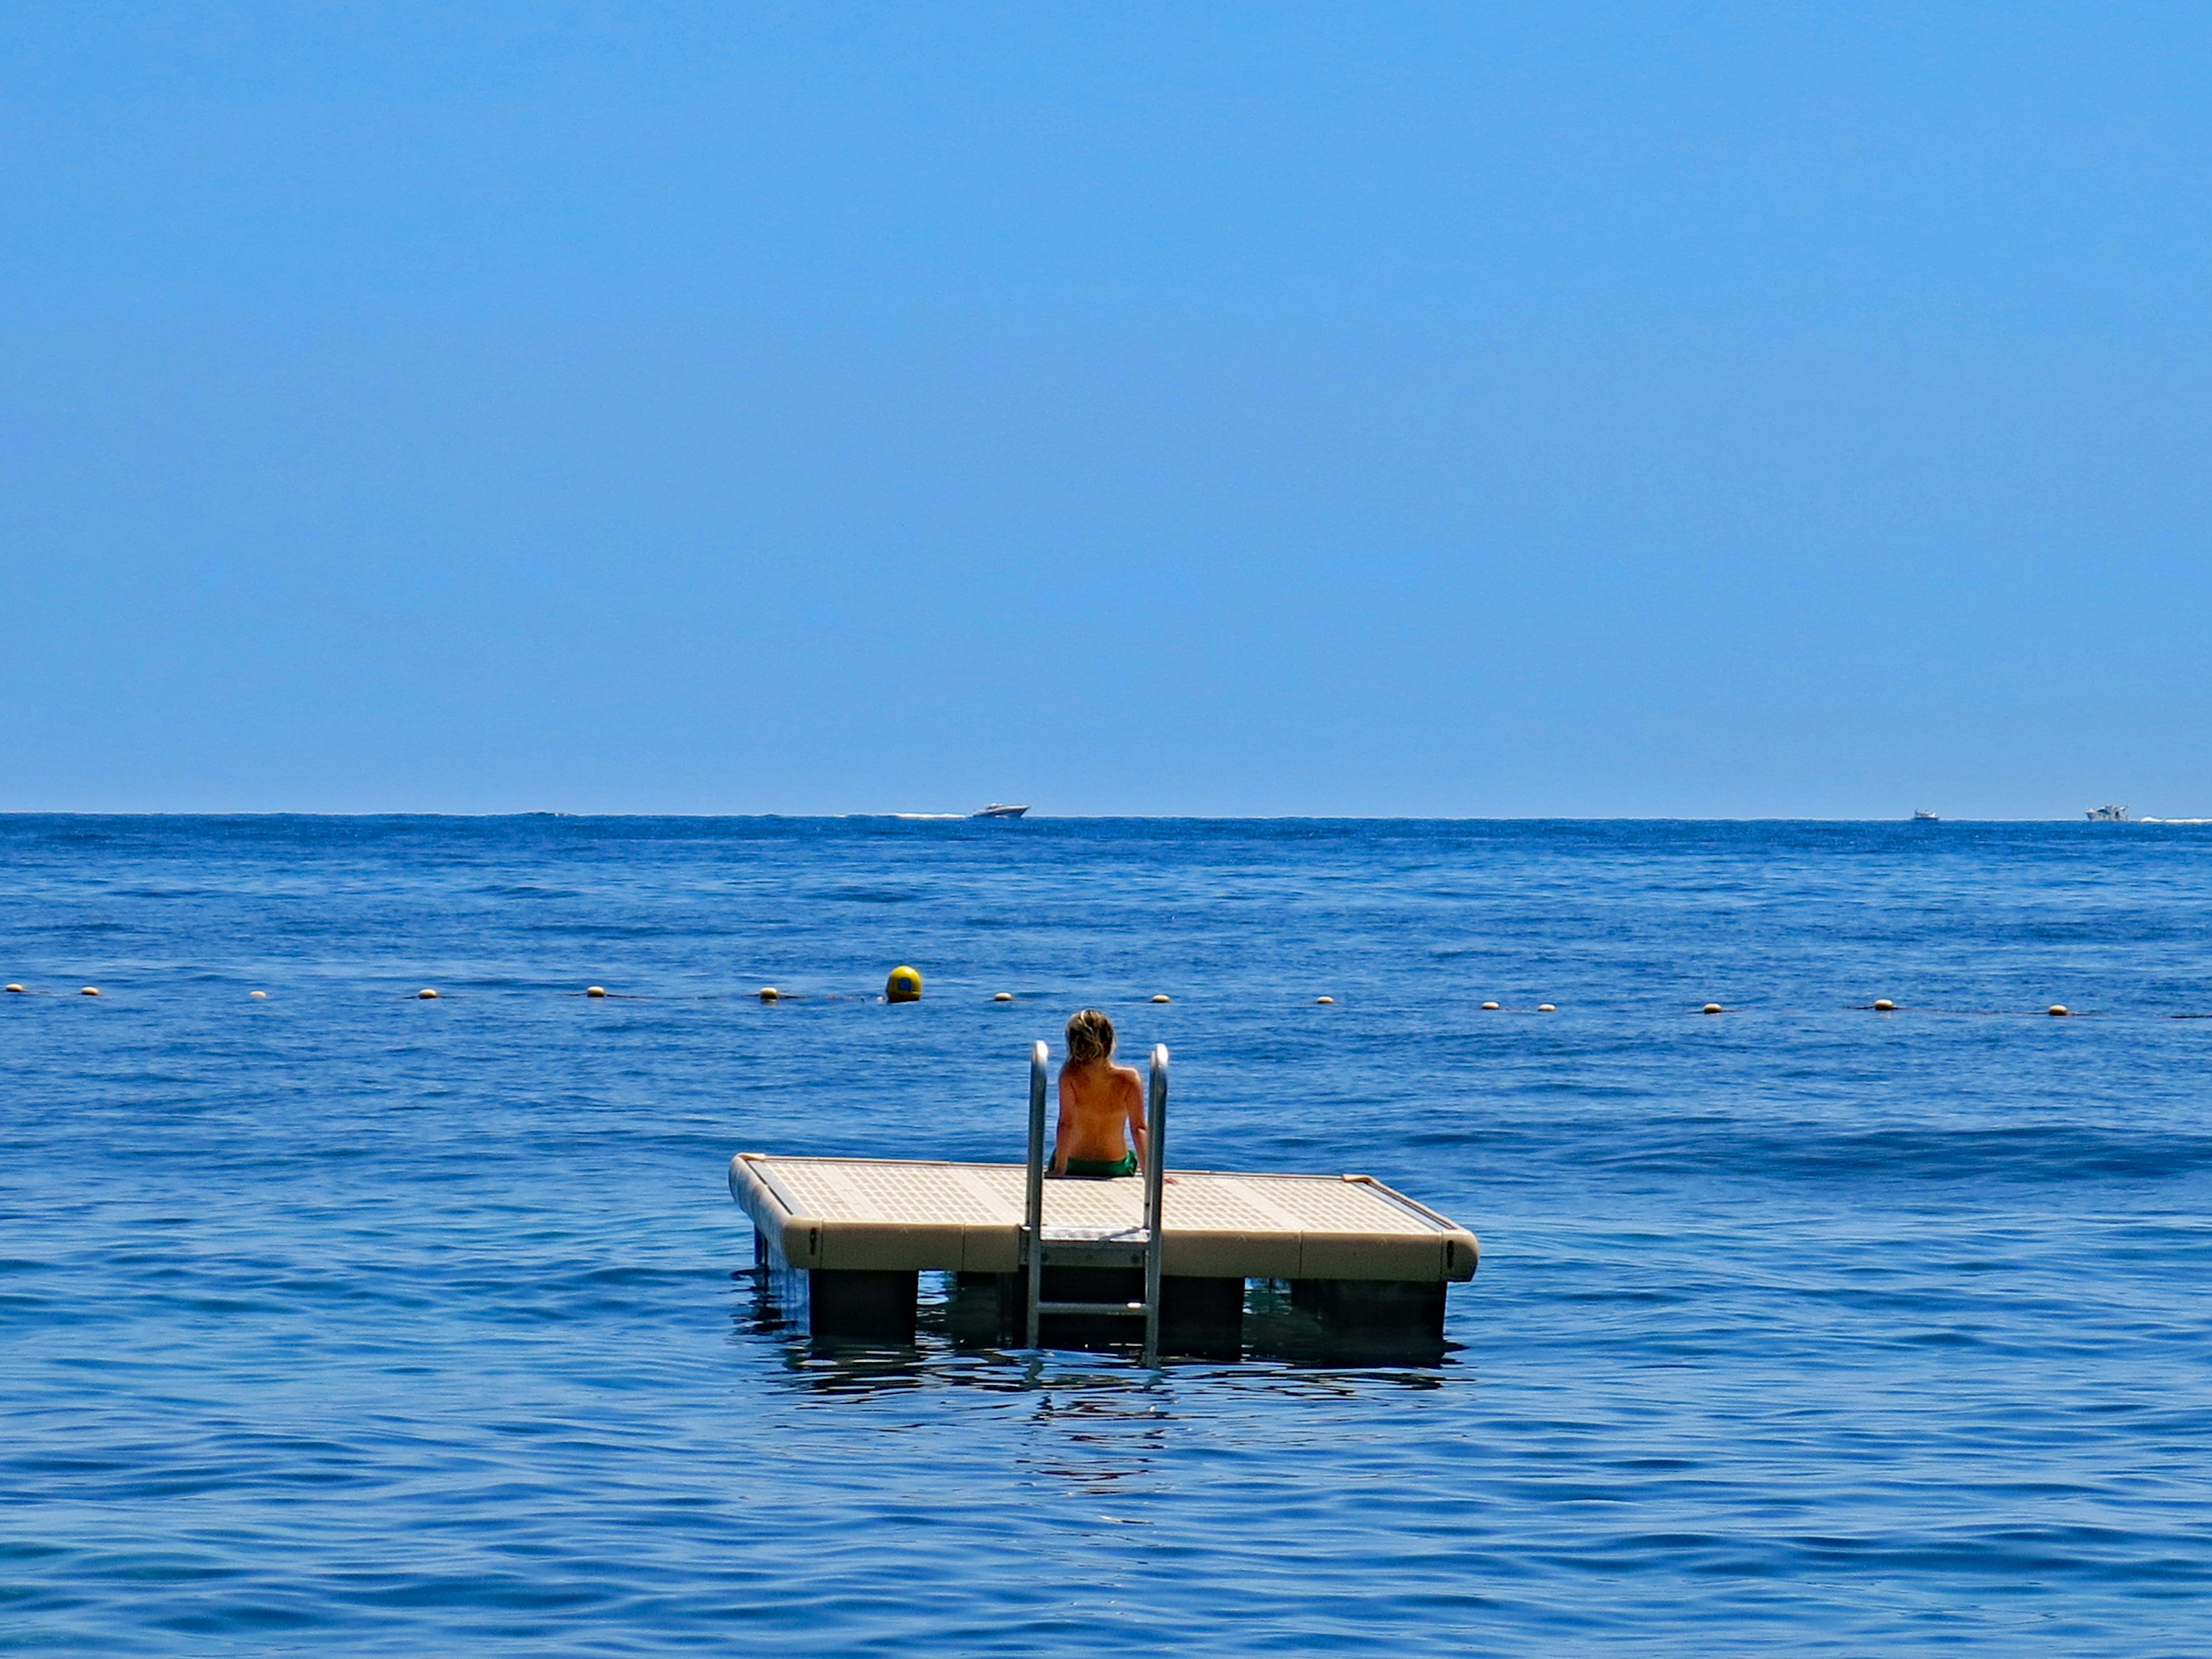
[1873,999,1895,1012]
[81,987,101,997]
[417,988,439,999]
[1152,993,1172,1003]
[1316,995,1335,1004]
[4,983,24,994]
[887,965,923,1003]
[1480,1001,1500,1010]
[2049,1004,2069,1017]
[993,991,1014,1002]
[1702,1003,1723,1014]
[586,986,607,998]
[759,987,779,1002]
[1538,1003,1556,1013]
[249,990,268,999]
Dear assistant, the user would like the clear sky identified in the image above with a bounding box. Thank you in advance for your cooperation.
[5,2,2208,817]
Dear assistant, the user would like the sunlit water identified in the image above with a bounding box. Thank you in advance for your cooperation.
[4,816,2209,1653]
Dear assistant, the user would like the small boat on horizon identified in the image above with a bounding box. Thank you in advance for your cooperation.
[1912,808,1939,821]
[971,804,1029,820]
[2087,804,2131,823]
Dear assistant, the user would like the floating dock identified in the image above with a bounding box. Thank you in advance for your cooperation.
[730,1152,1479,1355]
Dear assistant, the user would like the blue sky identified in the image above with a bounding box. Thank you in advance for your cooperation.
[4,3,2208,815]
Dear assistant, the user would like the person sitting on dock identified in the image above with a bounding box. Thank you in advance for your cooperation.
[1051,1008,1148,1179]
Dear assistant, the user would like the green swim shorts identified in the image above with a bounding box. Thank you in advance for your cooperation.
[1059,1150,1139,1179]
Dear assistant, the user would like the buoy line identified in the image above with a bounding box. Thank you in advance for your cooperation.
[8,976,2166,1020]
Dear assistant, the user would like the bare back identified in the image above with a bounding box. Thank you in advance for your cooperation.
[1052,1058,1147,1173]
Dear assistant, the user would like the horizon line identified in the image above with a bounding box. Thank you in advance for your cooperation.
[0,810,2179,825]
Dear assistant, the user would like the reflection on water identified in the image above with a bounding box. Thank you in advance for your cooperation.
[1021,1392,1171,1495]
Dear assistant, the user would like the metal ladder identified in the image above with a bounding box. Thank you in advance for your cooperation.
[1022,1039,1168,1365]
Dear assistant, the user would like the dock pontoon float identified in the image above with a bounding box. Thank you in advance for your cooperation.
[730,1043,1479,1359]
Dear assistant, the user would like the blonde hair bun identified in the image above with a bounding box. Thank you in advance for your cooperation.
[1065,1007,1115,1064]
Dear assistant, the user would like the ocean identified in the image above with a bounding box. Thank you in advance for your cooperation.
[3,815,2208,1654]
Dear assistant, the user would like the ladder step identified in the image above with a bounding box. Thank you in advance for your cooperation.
[1030,1237,1153,1255]
[1035,1300,1149,1317]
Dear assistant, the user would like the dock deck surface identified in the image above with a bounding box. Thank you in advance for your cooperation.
[731,1153,1479,1281]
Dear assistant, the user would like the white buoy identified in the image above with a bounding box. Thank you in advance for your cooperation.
[1873,999,1895,1012]
[2049,1004,2069,1017]
[993,991,1014,1002]
[1316,995,1335,1005]
[249,990,268,999]
[1537,1003,1556,1013]
[417,988,439,999]
[1702,1003,1723,1014]
[1480,1001,1500,1010]
[4,983,24,994]
[81,987,100,997]
[1152,993,1172,1003]
[759,987,779,1002]
[586,986,607,998]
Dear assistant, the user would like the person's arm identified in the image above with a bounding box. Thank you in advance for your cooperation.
[1051,1069,1073,1176]
[1125,1071,1149,1175]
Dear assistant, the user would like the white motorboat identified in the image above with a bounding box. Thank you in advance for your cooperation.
[2086,805,2131,822]
[971,804,1029,820]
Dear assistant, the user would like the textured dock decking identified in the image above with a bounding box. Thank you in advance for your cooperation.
[730,1153,1479,1281]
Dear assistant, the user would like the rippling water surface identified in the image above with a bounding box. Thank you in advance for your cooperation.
[5,816,2209,1653]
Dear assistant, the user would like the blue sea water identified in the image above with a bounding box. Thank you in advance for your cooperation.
[3,815,2209,1655]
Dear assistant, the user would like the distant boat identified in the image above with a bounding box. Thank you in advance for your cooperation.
[971,804,1029,820]
[1912,809,1939,821]
[2086,805,2131,823]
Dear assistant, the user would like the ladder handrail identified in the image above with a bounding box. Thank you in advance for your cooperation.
[1024,1039,1048,1351]
[1142,1044,1168,1366]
